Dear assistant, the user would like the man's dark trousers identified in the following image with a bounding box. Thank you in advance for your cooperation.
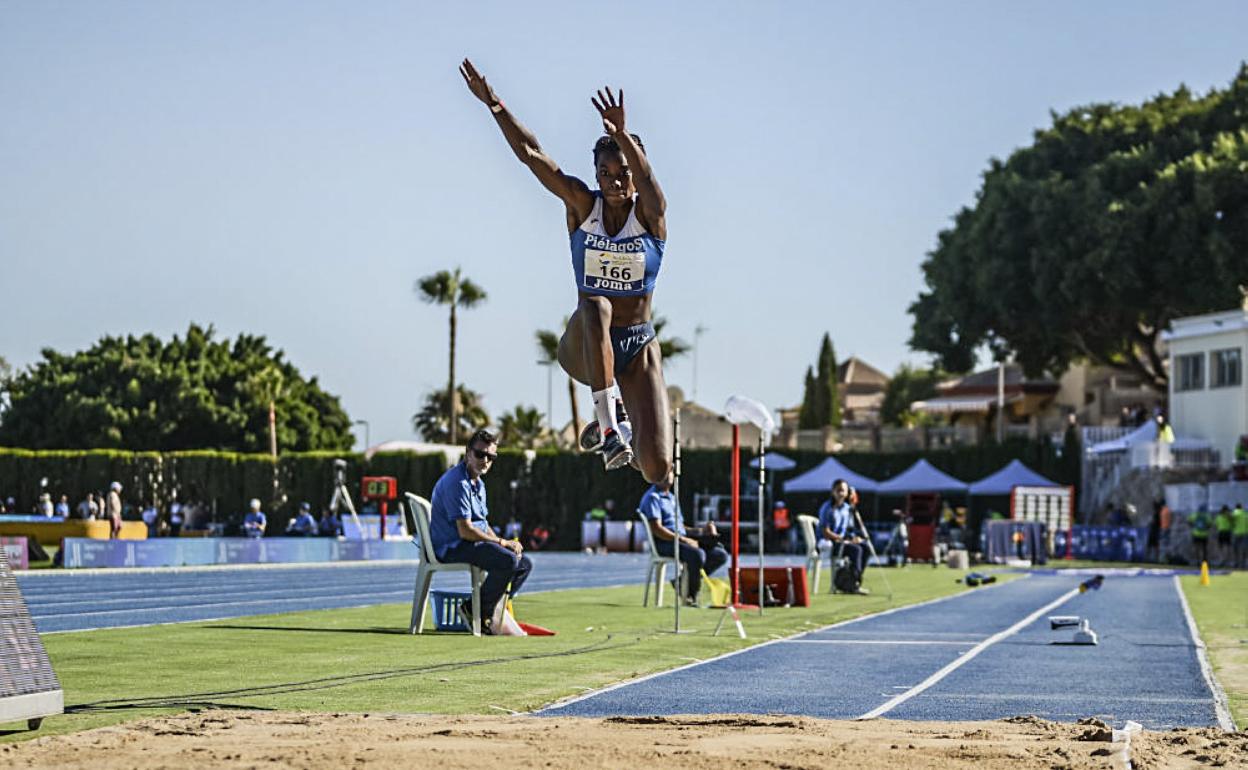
[441,540,533,617]
[656,536,728,600]
[835,541,868,576]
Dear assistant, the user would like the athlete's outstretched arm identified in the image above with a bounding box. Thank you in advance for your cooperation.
[460,58,591,209]
[592,87,666,237]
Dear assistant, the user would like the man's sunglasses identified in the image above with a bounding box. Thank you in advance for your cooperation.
[472,448,498,462]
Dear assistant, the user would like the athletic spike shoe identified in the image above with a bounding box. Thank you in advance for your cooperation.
[578,420,603,453]
[578,403,633,454]
[601,428,634,471]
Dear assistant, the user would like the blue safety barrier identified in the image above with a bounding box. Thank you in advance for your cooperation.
[1054,526,1149,562]
[61,537,415,568]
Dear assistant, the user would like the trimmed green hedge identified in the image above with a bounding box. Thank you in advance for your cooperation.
[0,438,1077,546]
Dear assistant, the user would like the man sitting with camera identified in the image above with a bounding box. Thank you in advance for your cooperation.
[816,479,870,595]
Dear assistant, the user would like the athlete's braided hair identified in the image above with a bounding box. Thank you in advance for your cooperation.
[593,133,645,165]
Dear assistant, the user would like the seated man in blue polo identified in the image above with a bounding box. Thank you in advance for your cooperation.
[429,428,532,634]
[817,478,869,594]
[639,472,728,607]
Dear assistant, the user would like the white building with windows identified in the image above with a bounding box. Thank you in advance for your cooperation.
[1162,306,1247,462]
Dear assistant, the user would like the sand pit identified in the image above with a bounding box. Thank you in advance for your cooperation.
[2,710,1244,769]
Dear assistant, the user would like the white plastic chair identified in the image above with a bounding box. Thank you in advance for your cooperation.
[404,492,484,636]
[796,514,825,596]
[637,512,682,607]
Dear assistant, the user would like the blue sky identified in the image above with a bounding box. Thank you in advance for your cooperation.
[2,1,1246,448]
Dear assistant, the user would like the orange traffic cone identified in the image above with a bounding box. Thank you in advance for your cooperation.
[1199,560,1210,586]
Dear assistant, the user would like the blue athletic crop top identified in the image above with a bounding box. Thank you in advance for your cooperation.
[570,193,665,297]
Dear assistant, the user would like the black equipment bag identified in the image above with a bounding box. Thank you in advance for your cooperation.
[833,560,861,593]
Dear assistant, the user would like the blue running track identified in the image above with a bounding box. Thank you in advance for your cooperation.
[540,573,1232,730]
[15,552,660,634]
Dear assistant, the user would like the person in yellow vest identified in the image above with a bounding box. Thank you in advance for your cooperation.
[1189,506,1211,565]
[1214,505,1233,567]
[1232,503,1248,570]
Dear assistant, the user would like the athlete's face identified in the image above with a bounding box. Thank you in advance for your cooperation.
[595,151,634,204]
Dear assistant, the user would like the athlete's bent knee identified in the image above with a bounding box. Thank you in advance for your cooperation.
[641,456,672,485]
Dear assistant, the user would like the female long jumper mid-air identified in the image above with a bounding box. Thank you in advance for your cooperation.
[460,58,671,482]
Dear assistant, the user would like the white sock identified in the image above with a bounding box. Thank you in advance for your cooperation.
[592,387,620,434]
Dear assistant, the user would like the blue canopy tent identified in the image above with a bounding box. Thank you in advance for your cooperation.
[876,459,967,495]
[967,459,1058,496]
[749,452,796,471]
[782,457,879,494]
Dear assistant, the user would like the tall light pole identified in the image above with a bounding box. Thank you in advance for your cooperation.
[693,324,707,403]
[354,419,370,451]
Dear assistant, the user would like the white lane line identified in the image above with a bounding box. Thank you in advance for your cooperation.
[535,575,1022,714]
[856,585,1080,720]
[39,580,642,634]
[27,576,632,616]
[1172,575,1237,732]
[781,639,979,646]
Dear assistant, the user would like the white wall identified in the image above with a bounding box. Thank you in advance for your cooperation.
[1168,327,1248,461]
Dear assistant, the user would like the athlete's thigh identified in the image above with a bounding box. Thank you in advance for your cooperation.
[617,342,672,483]
[557,309,592,386]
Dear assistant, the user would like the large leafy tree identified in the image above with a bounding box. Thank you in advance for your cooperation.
[880,365,945,427]
[0,325,353,451]
[911,65,1248,388]
[412,385,488,444]
[416,267,487,445]
[0,355,11,413]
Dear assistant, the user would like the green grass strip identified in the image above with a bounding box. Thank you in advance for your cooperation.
[1180,571,1248,728]
[1,566,1007,742]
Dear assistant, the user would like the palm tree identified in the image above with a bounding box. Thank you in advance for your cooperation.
[497,404,548,450]
[416,268,486,445]
[240,365,286,459]
[536,320,582,447]
[412,385,489,444]
[652,311,691,364]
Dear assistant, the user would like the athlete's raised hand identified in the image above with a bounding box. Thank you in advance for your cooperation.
[460,58,500,108]
[592,86,625,135]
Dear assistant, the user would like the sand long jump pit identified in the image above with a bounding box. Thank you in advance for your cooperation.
[2,710,1245,769]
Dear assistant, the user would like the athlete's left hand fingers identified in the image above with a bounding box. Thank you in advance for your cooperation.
[591,96,605,115]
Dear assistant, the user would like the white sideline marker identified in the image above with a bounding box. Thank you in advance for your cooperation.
[857,586,1081,720]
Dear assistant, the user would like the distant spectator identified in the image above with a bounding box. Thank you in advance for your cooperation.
[1214,505,1233,567]
[242,498,267,538]
[75,492,99,520]
[1190,506,1212,564]
[55,494,70,518]
[1232,503,1248,569]
[318,508,342,537]
[1158,499,1172,560]
[142,504,160,537]
[38,493,54,518]
[106,482,124,539]
[286,502,317,536]
[526,523,551,551]
[1147,498,1162,562]
[3,496,15,514]
[169,500,184,535]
